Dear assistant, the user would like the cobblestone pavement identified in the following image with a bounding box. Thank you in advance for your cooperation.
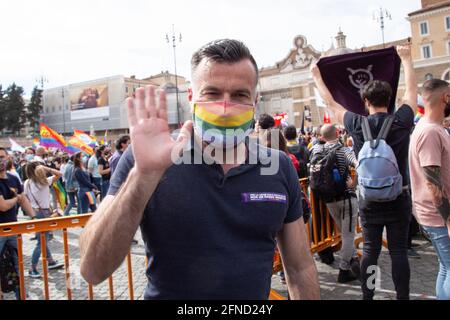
[1,215,439,300]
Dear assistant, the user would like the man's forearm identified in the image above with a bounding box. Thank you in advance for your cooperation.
[0,197,18,212]
[19,196,34,217]
[423,166,450,224]
[312,74,334,106]
[402,57,418,113]
[286,259,320,300]
[79,167,164,285]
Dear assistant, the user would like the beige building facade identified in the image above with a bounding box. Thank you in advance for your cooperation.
[259,0,450,128]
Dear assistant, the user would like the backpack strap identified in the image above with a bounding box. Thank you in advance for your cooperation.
[371,115,394,149]
[378,115,394,141]
[362,115,394,149]
[361,117,378,149]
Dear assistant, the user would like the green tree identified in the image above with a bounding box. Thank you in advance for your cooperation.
[4,83,26,135]
[28,86,43,133]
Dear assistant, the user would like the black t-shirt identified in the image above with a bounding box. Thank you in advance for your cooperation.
[97,157,111,181]
[344,105,414,186]
[0,173,23,224]
[344,105,414,217]
[108,142,302,300]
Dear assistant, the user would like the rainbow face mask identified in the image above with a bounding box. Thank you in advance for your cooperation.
[192,101,255,149]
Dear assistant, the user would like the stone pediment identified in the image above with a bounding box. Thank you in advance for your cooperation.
[276,35,321,72]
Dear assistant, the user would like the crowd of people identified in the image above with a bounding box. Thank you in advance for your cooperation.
[0,134,131,298]
[1,38,449,301]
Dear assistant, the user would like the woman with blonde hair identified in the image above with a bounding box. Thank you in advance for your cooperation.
[24,162,64,278]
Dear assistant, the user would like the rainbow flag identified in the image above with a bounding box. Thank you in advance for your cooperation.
[74,129,98,148]
[40,123,67,149]
[32,137,40,150]
[66,135,94,156]
[415,95,425,125]
[415,106,425,125]
[85,191,97,206]
[52,179,67,210]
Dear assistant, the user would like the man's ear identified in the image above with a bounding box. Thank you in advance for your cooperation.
[188,87,193,102]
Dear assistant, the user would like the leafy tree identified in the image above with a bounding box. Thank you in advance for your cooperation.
[28,86,43,133]
[4,83,26,135]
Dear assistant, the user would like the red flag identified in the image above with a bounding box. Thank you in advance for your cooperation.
[323,111,331,124]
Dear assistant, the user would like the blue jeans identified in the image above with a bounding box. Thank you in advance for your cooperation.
[0,235,20,299]
[101,179,110,201]
[422,225,450,300]
[31,210,54,268]
[63,191,81,215]
[78,187,96,214]
[92,177,102,192]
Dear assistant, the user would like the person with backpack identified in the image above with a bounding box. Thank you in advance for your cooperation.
[284,125,310,179]
[310,124,359,283]
[311,45,417,300]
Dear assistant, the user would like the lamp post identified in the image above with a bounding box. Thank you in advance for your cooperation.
[166,24,182,127]
[35,75,48,134]
[373,7,392,48]
[61,88,66,136]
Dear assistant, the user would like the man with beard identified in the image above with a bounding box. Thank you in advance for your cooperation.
[79,39,320,300]
[409,79,450,300]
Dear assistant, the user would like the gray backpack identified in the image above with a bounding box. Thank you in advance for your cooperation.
[356,116,403,202]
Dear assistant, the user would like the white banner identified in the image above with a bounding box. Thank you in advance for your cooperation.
[71,106,110,121]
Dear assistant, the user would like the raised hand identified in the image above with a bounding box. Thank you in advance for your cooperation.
[126,86,193,175]
[397,44,412,62]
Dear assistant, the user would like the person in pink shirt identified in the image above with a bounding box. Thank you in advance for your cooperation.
[409,79,450,300]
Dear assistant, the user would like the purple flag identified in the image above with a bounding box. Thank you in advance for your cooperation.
[317,47,401,115]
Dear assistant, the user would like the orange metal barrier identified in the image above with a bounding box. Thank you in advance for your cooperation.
[1,177,353,301]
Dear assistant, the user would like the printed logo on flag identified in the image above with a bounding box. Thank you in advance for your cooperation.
[347,65,374,94]
[241,193,287,203]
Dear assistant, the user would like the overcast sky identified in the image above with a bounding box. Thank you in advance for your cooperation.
[0,0,421,98]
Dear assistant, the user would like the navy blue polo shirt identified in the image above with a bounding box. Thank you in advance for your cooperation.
[108,138,303,300]
[0,173,23,224]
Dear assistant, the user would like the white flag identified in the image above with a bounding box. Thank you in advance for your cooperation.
[9,138,25,153]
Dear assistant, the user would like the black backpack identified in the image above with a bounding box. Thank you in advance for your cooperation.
[287,144,309,178]
[309,144,348,202]
[0,243,19,293]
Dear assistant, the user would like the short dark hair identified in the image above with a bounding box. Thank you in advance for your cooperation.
[423,79,449,93]
[362,80,392,108]
[0,147,7,155]
[258,114,275,130]
[191,39,259,84]
[116,135,130,151]
[284,125,298,141]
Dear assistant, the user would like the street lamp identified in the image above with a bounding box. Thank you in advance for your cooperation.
[35,75,48,134]
[166,24,182,127]
[373,7,392,48]
[61,88,66,136]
